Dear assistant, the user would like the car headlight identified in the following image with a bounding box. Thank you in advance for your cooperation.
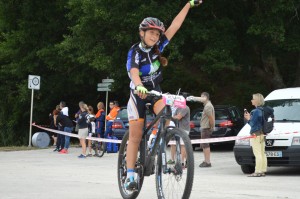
[292,137,300,146]
[235,138,250,146]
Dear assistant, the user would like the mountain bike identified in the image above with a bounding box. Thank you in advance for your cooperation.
[117,90,194,199]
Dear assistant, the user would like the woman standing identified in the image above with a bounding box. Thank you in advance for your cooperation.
[77,103,89,158]
[244,93,267,177]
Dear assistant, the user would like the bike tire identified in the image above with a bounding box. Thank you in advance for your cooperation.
[155,128,194,199]
[117,130,145,199]
[97,141,106,157]
[92,141,105,158]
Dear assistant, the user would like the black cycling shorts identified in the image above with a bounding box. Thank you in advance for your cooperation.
[127,85,161,121]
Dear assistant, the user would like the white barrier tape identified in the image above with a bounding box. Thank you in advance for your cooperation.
[32,123,122,144]
[34,123,299,145]
[190,135,254,144]
[168,135,254,145]
[186,130,300,145]
[32,123,253,145]
[272,131,300,136]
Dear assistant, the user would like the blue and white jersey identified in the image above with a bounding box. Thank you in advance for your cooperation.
[126,35,169,90]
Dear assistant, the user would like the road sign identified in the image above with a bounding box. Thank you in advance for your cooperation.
[102,79,114,83]
[28,75,41,90]
[97,83,111,88]
[97,88,111,92]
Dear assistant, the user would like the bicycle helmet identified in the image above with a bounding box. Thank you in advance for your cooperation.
[139,17,165,34]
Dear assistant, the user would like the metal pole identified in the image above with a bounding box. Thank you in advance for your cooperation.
[104,90,108,131]
[28,89,34,147]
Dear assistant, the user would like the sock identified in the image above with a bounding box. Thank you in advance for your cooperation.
[127,169,135,180]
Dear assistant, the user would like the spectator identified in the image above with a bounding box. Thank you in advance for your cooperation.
[59,101,69,116]
[74,101,85,133]
[95,102,105,138]
[167,105,190,168]
[53,109,65,152]
[104,101,120,138]
[188,92,215,167]
[54,110,74,154]
[244,93,267,177]
[95,102,105,156]
[86,105,96,157]
[49,105,60,147]
[58,101,71,152]
[77,103,89,158]
[198,92,215,168]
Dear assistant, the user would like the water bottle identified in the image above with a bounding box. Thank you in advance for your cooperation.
[148,133,157,150]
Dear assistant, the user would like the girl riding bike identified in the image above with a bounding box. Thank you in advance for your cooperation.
[125,0,203,191]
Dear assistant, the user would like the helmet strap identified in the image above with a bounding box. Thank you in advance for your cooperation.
[139,41,152,53]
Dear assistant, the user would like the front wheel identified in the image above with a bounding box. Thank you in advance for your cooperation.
[156,128,194,199]
[117,130,144,199]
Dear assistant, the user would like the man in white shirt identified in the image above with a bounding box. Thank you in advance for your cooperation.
[60,101,69,116]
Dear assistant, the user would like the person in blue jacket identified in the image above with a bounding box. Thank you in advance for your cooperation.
[244,93,267,177]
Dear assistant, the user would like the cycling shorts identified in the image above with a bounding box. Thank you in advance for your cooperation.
[127,85,162,121]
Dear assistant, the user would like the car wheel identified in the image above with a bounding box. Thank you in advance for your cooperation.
[241,165,255,174]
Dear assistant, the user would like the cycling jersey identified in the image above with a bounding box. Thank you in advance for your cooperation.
[126,35,169,90]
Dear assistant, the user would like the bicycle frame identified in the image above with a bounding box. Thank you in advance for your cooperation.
[140,104,178,176]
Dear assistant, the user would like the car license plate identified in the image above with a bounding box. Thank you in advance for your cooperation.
[265,151,282,157]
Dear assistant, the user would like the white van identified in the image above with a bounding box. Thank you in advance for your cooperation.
[233,87,300,174]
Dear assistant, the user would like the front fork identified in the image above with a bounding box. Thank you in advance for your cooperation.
[160,129,182,174]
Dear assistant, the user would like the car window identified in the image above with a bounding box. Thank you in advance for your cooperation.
[192,109,228,120]
[265,99,300,121]
[215,110,228,120]
[234,108,242,118]
[192,111,202,120]
[229,109,237,120]
[117,109,128,120]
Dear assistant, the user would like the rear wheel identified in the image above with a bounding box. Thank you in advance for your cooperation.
[92,141,106,157]
[117,131,144,199]
[156,128,194,199]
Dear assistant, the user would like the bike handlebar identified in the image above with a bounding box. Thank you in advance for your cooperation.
[134,90,196,102]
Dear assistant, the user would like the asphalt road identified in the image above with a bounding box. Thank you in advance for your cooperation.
[0,146,299,199]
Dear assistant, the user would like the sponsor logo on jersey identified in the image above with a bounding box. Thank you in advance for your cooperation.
[152,54,158,59]
[135,52,140,65]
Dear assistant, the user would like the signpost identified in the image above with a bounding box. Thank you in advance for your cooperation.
[28,75,41,147]
[97,78,114,129]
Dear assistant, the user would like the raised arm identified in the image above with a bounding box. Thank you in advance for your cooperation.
[186,96,206,102]
[165,0,202,41]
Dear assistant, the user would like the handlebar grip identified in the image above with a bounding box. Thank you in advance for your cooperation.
[134,90,162,96]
